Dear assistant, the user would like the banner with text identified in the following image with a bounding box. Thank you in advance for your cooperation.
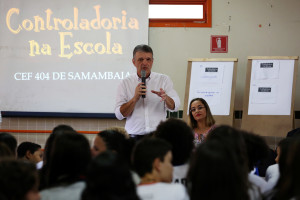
[0,0,148,113]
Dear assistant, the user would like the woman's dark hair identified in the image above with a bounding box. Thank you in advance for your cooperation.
[0,132,17,155]
[39,125,76,190]
[276,138,291,174]
[82,151,139,200]
[0,142,14,160]
[155,118,194,166]
[43,125,75,164]
[206,125,248,168]
[0,159,38,200]
[242,131,269,172]
[51,124,75,135]
[272,137,300,200]
[188,98,215,129]
[98,130,135,167]
[188,140,249,200]
[44,131,91,188]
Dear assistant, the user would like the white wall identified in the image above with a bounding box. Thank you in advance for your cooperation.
[149,0,300,110]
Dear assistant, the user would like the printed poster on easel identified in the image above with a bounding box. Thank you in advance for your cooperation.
[187,61,234,115]
[248,59,294,115]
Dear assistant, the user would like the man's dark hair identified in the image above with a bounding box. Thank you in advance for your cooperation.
[132,138,172,177]
[17,142,41,158]
[155,118,194,166]
[0,132,17,155]
[133,44,153,58]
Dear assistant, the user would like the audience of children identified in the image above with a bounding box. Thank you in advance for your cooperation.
[1,119,300,200]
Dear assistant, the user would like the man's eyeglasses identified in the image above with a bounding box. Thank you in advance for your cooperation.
[190,106,205,113]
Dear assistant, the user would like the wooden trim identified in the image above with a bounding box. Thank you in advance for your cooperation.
[149,0,211,28]
[188,58,238,62]
[183,61,193,122]
[248,56,299,60]
[150,0,206,4]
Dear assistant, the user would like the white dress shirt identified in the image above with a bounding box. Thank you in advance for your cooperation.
[115,72,180,135]
[264,164,279,193]
[137,182,189,200]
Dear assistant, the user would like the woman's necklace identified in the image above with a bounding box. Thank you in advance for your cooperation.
[196,126,209,134]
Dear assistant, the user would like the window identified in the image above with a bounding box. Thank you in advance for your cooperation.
[149,0,211,27]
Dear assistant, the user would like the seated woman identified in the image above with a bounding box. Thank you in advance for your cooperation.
[91,129,139,184]
[188,98,216,145]
[188,139,250,200]
[265,137,300,200]
[40,131,91,200]
[82,151,139,200]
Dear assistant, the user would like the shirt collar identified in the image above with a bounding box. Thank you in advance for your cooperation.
[137,72,151,81]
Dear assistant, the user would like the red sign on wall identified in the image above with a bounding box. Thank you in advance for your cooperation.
[211,35,228,53]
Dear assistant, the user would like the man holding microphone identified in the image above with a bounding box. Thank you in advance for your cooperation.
[115,44,180,139]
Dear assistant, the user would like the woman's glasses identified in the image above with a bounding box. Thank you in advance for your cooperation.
[190,106,205,113]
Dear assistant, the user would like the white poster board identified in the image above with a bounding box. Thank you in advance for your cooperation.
[187,61,234,115]
[248,59,295,115]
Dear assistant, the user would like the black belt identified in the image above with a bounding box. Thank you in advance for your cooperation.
[129,134,149,141]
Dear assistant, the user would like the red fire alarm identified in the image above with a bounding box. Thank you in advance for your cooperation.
[211,35,228,53]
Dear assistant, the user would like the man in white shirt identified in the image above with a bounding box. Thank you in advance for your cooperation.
[115,44,180,137]
[132,138,189,200]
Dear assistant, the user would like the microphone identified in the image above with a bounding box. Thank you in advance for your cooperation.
[141,70,146,98]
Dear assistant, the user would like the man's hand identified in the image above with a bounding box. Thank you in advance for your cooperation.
[151,88,167,102]
[151,88,175,110]
[120,82,146,117]
[134,82,146,101]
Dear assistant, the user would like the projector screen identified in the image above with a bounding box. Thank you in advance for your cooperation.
[0,0,148,115]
